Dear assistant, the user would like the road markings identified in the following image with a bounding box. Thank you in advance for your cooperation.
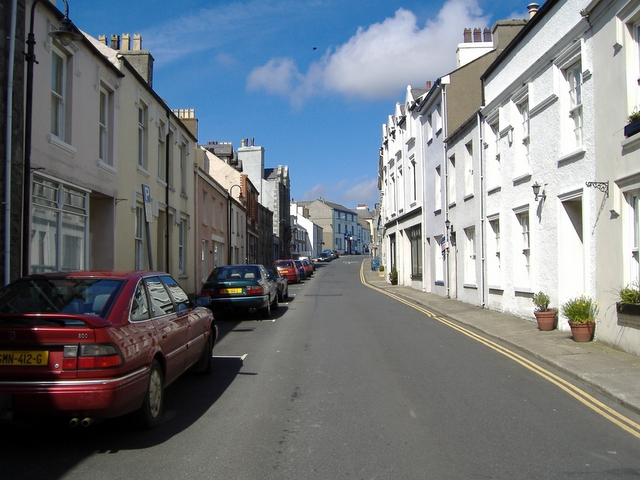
[359,261,640,440]
[214,354,248,365]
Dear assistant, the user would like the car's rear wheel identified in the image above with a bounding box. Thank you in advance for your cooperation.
[261,299,271,319]
[194,330,214,374]
[138,360,164,428]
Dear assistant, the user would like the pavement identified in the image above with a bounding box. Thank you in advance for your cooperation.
[360,258,640,416]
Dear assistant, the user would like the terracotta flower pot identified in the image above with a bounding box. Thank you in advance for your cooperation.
[569,321,595,342]
[534,309,557,331]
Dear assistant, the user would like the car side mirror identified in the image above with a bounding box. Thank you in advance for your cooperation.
[195,295,211,307]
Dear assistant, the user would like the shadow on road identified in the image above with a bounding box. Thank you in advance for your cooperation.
[0,355,243,479]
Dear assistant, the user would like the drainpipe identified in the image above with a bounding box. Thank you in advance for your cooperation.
[478,110,486,308]
[442,81,450,299]
[4,0,18,285]
[165,119,171,274]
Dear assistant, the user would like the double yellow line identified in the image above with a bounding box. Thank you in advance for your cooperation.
[360,261,640,439]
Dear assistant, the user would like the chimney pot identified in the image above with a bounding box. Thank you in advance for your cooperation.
[133,34,142,50]
[483,28,492,42]
[110,34,120,49]
[473,28,482,42]
[463,28,472,43]
[528,3,540,19]
[121,33,131,50]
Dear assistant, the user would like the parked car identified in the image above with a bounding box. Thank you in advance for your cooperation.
[273,259,301,284]
[318,252,332,262]
[294,260,307,281]
[266,266,289,302]
[300,256,316,271]
[201,264,278,318]
[0,270,216,427]
[300,258,313,277]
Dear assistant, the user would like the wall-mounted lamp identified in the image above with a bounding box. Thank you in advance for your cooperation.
[532,182,546,201]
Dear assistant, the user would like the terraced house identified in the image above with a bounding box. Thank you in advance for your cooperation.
[378,0,640,357]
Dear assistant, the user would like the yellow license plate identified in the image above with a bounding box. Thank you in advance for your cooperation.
[221,288,242,294]
[0,351,49,366]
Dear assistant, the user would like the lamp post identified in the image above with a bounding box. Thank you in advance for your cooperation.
[227,185,243,264]
[23,0,82,276]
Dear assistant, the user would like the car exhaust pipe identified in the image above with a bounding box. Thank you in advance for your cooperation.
[69,417,80,427]
[81,417,94,427]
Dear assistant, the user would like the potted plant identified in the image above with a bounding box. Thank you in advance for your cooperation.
[378,265,385,278]
[615,281,640,327]
[624,111,640,137]
[532,291,557,331]
[561,295,598,342]
[389,266,398,285]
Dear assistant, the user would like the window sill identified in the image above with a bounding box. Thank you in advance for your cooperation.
[463,193,474,202]
[622,132,640,154]
[48,134,77,156]
[514,287,533,294]
[97,159,116,174]
[137,165,150,177]
[463,283,478,289]
[512,172,532,185]
[557,148,585,165]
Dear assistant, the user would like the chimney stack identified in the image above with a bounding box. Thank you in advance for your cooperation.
[121,33,130,50]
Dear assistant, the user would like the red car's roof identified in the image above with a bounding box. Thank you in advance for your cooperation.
[20,270,166,280]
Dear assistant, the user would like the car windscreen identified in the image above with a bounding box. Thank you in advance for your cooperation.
[208,266,261,281]
[0,278,124,317]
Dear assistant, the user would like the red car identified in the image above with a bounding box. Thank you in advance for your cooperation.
[0,271,216,428]
[273,259,300,284]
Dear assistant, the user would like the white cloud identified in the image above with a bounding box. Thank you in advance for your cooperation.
[340,178,380,207]
[299,177,379,209]
[247,0,490,103]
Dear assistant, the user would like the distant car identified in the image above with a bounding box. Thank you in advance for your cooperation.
[294,260,307,281]
[300,258,313,277]
[266,267,289,302]
[273,259,301,284]
[300,256,315,271]
[0,270,217,427]
[201,264,278,319]
[318,252,332,262]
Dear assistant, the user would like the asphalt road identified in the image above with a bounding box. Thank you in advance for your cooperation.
[2,259,640,479]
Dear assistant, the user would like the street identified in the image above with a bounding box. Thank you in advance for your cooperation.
[2,259,640,479]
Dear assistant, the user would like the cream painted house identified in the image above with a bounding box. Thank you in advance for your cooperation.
[26,0,122,275]
[87,34,198,294]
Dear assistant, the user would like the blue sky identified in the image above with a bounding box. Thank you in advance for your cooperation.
[67,0,527,210]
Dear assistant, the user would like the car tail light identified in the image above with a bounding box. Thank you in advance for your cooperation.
[63,344,123,370]
[245,286,264,296]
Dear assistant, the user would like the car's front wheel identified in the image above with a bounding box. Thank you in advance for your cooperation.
[138,360,164,428]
